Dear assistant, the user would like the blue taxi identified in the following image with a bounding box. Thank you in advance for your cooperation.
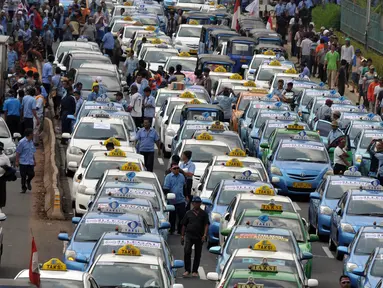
[352,247,383,288]
[266,138,332,196]
[338,224,383,287]
[78,231,184,276]
[203,178,274,246]
[338,111,380,130]
[308,172,373,240]
[353,130,383,170]
[345,121,383,149]
[329,182,383,254]
[58,211,149,271]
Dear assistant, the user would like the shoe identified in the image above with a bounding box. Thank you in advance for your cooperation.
[27,182,32,191]
[192,272,199,277]
[21,189,26,193]
[183,272,191,277]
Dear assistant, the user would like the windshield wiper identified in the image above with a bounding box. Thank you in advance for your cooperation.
[295,158,312,162]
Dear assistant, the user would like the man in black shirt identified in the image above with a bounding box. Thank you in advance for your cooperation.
[181,196,209,277]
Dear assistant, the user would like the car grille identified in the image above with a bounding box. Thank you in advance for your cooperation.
[186,44,198,49]
[287,173,316,181]
[287,186,316,192]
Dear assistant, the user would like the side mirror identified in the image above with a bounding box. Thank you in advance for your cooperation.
[165,120,169,125]
[171,259,184,269]
[309,234,319,242]
[197,183,203,191]
[351,268,364,276]
[309,192,321,200]
[337,246,349,255]
[166,193,176,200]
[202,198,212,206]
[75,255,88,264]
[77,174,83,181]
[224,213,231,221]
[206,272,220,281]
[164,204,175,212]
[260,143,269,149]
[301,251,313,260]
[84,188,95,195]
[62,133,71,139]
[13,132,22,139]
[58,232,70,241]
[159,221,171,230]
[72,217,81,224]
[220,228,231,236]
[208,246,221,255]
[87,201,93,209]
[241,64,249,69]
[307,279,319,287]
[68,161,78,169]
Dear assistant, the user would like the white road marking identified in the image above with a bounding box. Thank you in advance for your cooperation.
[198,266,207,280]
[322,246,335,259]
[158,158,164,165]
[293,202,301,211]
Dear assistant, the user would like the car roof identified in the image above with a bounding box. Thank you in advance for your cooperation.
[242,209,300,220]
[95,197,152,206]
[237,194,292,202]
[221,180,272,188]
[96,253,160,264]
[79,117,123,124]
[71,54,110,60]
[179,24,203,28]
[91,156,140,162]
[233,249,294,260]
[326,175,373,182]
[360,225,383,232]
[88,145,136,152]
[104,169,156,178]
[76,67,117,76]
[213,155,263,163]
[210,166,261,173]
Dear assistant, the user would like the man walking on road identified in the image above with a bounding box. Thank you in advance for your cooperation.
[181,196,209,278]
[16,128,36,193]
[3,89,21,136]
[180,151,195,210]
[325,44,340,89]
[22,87,40,132]
[135,118,161,172]
[143,87,155,125]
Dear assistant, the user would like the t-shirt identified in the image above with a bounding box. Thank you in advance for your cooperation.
[358,66,365,85]
[325,51,340,70]
[129,92,142,118]
[181,209,210,239]
[334,146,347,166]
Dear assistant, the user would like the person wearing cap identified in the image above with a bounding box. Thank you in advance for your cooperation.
[74,90,83,117]
[364,65,377,107]
[101,26,114,58]
[340,38,354,84]
[332,110,341,123]
[3,89,21,136]
[0,10,8,36]
[143,87,155,125]
[325,43,340,89]
[42,24,54,59]
[22,87,40,132]
[16,128,36,193]
[7,43,18,73]
[367,74,379,112]
[180,150,195,210]
[334,138,350,175]
[351,48,362,94]
[87,82,101,101]
[163,163,186,235]
[181,196,209,277]
[316,99,333,121]
[328,120,343,146]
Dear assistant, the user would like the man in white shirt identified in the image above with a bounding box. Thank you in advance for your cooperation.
[327,120,343,146]
[316,99,333,121]
[334,138,350,175]
[300,33,312,70]
[341,38,354,83]
[128,85,143,128]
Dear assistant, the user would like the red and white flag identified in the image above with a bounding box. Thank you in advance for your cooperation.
[231,0,241,31]
[266,15,273,30]
[29,237,40,288]
[245,0,259,16]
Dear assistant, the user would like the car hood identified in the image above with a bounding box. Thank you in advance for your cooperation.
[175,37,199,45]
[194,162,208,177]
[276,161,331,174]
[349,254,370,268]
[344,215,383,231]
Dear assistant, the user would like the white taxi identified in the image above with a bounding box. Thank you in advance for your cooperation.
[63,114,130,171]
[142,45,179,73]
[15,258,99,287]
[88,245,184,288]
[163,104,183,156]
[173,24,202,55]
[74,153,145,215]
[269,71,309,94]
[254,60,293,89]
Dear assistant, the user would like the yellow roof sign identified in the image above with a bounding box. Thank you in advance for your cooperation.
[263,50,275,56]
[253,240,277,252]
[189,99,202,104]
[249,261,278,272]
[133,21,143,26]
[108,148,127,157]
[244,81,256,87]
[189,20,199,25]
[42,258,67,271]
[225,158,243,167]
[179,52,191,57]
[269,60,281,66]
[249,88,268,94]
[214,66,227,73]
[261,200,283,212]
[196,132,213,141]
[287,124,304,130]
[116,244,141,256]
[123,16,133,21]
[284,68,297,74]
[209,1,215,5]
[124,2,132,5]
[151,38,162,44]
[145,26,156,31]
[121,162,141,171]
[210,121,225,131]
[180,91,195,98]
[253,186,275,196]
[104,137,121,146]
[229,73,243,80]
[216,4,225,8]
[228,148,246,157]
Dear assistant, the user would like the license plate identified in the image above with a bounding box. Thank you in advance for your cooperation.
[168,5,174,8]
[240,59,247,63]
[189,49,197,54]
[293,182,312,189]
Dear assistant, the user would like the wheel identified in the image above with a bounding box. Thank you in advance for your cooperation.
[308,222,315,234]
[328,234,336,251]
[316,227,328,242]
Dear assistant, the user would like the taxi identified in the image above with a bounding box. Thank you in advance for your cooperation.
[173,24,203,55]
[88,245,184,288]
[345,121,383,149]
[58,212,149,271]
[75,101,124,123]
[329,182,383,253]
[338,111,380,130]
[214,78,249,97]
[352,247,383,288]
[269,71,310,94]
[164,56,197,83]
[339,224,383,286]
[242,54,280,81]
[15,258,99,287]
[74,155,145,215]
[203,180,274,246]
[353,130,383,170]
[254,60,293,89]
[163,104,184,157]
[308,171,373,240]
[175,0,206,11]
[111,19,137,36]
[231,88,269,131]
[141,45,179,72]
[295,88,332,121]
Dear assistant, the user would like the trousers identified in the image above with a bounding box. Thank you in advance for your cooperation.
[140,151,154,172]
[184,236,203,273]
[19,164,35,191]
[169,202,186,233]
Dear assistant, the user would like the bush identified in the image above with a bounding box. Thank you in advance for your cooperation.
[312,4,341,30]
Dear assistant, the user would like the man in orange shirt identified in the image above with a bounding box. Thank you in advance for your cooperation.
[367,75,379,112]
[316,38,325,53]
[23,60,38,74]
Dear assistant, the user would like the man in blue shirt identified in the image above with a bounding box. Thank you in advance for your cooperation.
[16,128,36,193]
[42,55,54,94]
[180,150,196,210]
[3,89,21,136]
[135,118,161,172]
[102,27,114,58]
[275,0,286,18]
[115,92,127,110]
[87,82,102,101]
[7,43,18,73]
[22,87,40,132]
[143,87,155,125]
[285,0,296,17]
[163,164,186,234]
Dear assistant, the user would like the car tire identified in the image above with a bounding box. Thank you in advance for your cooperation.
[316,227,328,242]
[328,234,336,251]
[308,222,315,234]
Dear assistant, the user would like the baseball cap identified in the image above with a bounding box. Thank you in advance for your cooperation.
[355,48,361,53]
[345,37,350,41]
[191,196,202,203]
[326,99,333,105]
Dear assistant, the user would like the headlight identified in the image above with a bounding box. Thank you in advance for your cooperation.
[166,129,175,137]
[69,146,83,156]
[325,169,334,176]
[341,223,355,233]
[78,185,87,195]
[4,147,15,155]
[247,75,254,80]
[211,212,221,222]
[271,166,282,176]
[355,155,362,163]
[65,250,76,261]
[346,262,358,272]
[242,122,248,128]
[320,205,333,215]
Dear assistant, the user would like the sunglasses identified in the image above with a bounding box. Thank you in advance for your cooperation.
[172,167,180,170]
[341,281,350,284]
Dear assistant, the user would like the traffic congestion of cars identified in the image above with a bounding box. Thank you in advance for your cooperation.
[3,0,383,287]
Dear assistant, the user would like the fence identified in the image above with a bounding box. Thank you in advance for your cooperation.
[341,0,383,53]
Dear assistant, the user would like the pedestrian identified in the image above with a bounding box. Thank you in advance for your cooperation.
[123,49,138,86]
[298,2,309,30]
[7,43,18,73]
[53,5,65,42]
[273,79,284,98]
[301,62,310,77]
[87,82,102,101]
[340,38,354,83]
[131,72,149,96]
[164,164,186,235]
[22,87,40,132]
[81,17,96,41]
[275,0,285,21]
[62,18,74,41]
[180,150,195,210]
[42,54,54,94]
[181,196,209,277]
[174,64,186,82]
[316,99,333,121]
[3,89,21,136]
[363,65,377,108]
[325,44,340,89]
[167,11,177,37]
[195,69,204,86]
[334,138,350,175]
[42,24,54,59]
[16,128,36,193]
[60,86,76,144]
[135,118,161,172]
[203,68,212,97]
[74,90,83,116]
[351,49,362,94]
[216,87,236,122]
[339,275,351,288]
[327,121,342,146]
[101,27,114,58]
[357,58,368,105]
[335,59,348,96]
[112,35,121,65]
[34,86,44,145]
[143,87,155,125]
[289,16,301,57]
[285,0,296,19]
[115,91,127,110]
[128,85,143,128]
[51,67,63,117]
[276,11,289,44]
[373,78,383,114]
[367,75,379,112]
[294,25,304,63]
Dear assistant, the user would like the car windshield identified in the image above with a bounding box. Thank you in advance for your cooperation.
[316,122,334,137]
[238,97,257,111]
[227,233,294,254]
[257,68,286,81]
[204,134,243,150]
[276,143,328,163]
[92,263,164,288]
[302,92,329,106]
[271,130,318,150]
[250,58,266,69]
[167,102,184,116]
[79,105,124,118]
[371,258,383,277]
[178,26,201,37]
[232,43,254,56]
[255,113,295,128]
[326,180,371,199]
[86,160,129,179]
[226,278,297,288]
[77,74,120,91]
[354,233,383,255]
[171,109,182,124]
[144,51,178,63]
[347,195,383,215]
[207,171,261,190]
[0,121,10,138]
[82,150,102,168]
[183,144,230,162]
[95,239,162,259]
[104,178,161,194]
[350,124,374,139]
[134,17,159,26]
[71,58,111,69]
[75,221,137,241]
[186,111,219,121]
[264,124,288,139]
[74,123,126,140]
[181,126,209,139]
[360,133,383,148]
[234,201,295,219]
[166,59,196,71]
[57,46,87,58]
[156,93,178,107]
[218,187,261,205]
[124,28,144,38]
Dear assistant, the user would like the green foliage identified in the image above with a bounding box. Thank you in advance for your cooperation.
[312,4,341,30]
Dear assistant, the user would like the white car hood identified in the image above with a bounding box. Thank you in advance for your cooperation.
[175,37,199,45]
[80,179,99,192]
[194,162,208,177]
[177,3,203,9]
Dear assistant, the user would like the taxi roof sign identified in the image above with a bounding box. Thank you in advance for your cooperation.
[286,124,304,130]
[230,73,243,80]
[180,91,195,98]
[214,66,227,73]
[103,137,121,146]
[189,99,202,104]
[108,148,127,157]
[145,25,156,31]
[360,179,383,191]
[210,121,225,131]
[189,19,199,25]
[42,258,67,271]
[252,240,277,252]
[249,262,278,273]
[263,50,275,55]
[253,185,275,196]
[268,60,281,66]
[244,81,256,87]
[116,244,141,256]
[120,172,139,182]
[179,52,191,57]
[228,148,246,157]
[261,199,283,211]
[225,158,244,167]
[196,132,213,140]
[284,68,297,74]
[121,162,141,171]
[151,38,162,44]
[235,170,259,181]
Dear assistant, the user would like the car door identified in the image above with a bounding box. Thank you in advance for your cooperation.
[310,179,326,228]
[331,193,347,242]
